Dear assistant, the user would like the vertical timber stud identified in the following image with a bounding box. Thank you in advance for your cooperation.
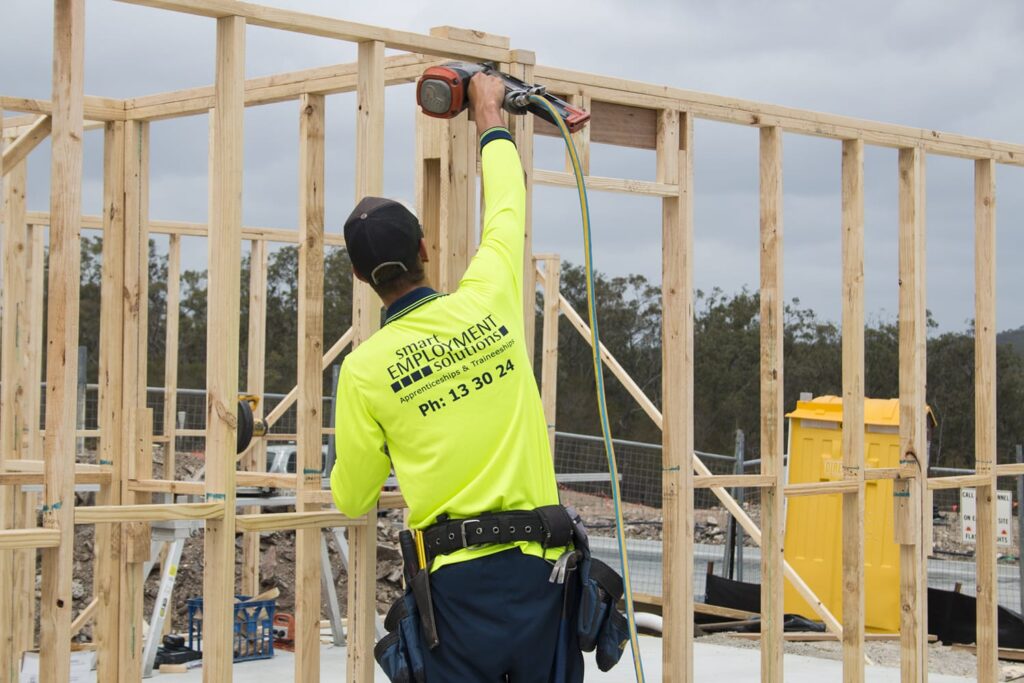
[348,39,384,683]
[1,143,29,683]
[506,52,537,362]
[660,108,694,682]
[241,238,268,597]
[759,126,785,682]
[164,234,182,480]
[974,157,998,681]
[540,256,561,454]
[840,139,866,682]
[119,118,151,682]
[20,226,45,660]
[39,1,85,681]
[415,114,445,288]
[295,92,326,683]
[96,121,126,683]
[896,147,927,683]
[445,110,476,285]
[160,234,181,638]
[566,92,591,175]
[203,15,245,683]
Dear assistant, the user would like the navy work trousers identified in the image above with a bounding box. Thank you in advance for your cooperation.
[422,548,584,682]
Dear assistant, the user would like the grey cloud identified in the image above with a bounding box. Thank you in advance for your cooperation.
[4,0,1023,331]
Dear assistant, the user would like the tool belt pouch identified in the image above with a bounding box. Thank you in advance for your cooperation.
[576,555,629,672]
[374,592,426,683]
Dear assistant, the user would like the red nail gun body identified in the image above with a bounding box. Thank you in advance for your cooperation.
[416,62,590,133]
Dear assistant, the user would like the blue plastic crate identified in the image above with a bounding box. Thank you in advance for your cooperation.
[186,595,275,662]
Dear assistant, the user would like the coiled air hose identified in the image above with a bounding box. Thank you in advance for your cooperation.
[529,94,647,683]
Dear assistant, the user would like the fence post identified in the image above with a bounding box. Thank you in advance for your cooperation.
[77,345,87,457]
[735,430,746,582]
[723,429,747,581]
[1017,444,1024,617]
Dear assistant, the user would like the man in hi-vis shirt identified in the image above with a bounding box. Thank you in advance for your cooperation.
[331,75,584,680]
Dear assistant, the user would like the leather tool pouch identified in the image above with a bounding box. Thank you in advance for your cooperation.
[567,507,629,673]
[374,591,427,682]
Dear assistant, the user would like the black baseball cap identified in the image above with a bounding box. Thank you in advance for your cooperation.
[343,197,423,285]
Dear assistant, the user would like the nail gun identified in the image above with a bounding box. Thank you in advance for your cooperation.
[416,61,590,133]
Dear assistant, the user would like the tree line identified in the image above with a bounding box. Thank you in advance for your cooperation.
[27,238,1024,469]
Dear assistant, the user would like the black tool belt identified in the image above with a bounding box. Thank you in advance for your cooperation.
[421,504,574,562]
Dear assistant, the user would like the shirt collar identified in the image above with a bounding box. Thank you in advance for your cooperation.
[384,286,443,325]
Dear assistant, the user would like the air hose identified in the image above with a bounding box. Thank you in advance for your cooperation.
[529,94,647,683]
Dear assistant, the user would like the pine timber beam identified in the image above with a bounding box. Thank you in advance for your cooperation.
[126,53,436,121]
[95,119,127,683]
[896,146,928,682]
[533,67,1024,164]
[38,1,85,680]
[302,490,406,510]
[163,234,182,480]
[112,0,518,63]
[202,15,245,683]
[840,137,866,683]
[927,474,990,490]
[1,122,31,683]
[24,211,347,245]
[0,472,112,486]
[0,528,62,550]
[506,53,536,363]
[660,108,694,682]
[533,169,678,197]
[692,475,773,489]
[74,502,224,524]
[117,118,152,680]
[784,480,861,497]
[70,598,99,637]
[236,511,368,533]
[128,479,205,495]
[759,125,785,682]
[539,256,560,454]
[1,115,51,171]
[2,113,45,131]
[0,95,125,122]
[241,239,268,597]
[347,39,385,683]
[973,157,998,682]
[294,90,326,683]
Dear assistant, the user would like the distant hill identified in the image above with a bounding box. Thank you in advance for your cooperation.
[998,325,1024,356]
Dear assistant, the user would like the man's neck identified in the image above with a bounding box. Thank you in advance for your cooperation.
[381,282,434,309]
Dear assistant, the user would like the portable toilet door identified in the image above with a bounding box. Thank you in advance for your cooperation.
[781,395,929,633]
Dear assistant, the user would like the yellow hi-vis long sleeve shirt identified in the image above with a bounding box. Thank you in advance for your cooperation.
[330,129,562,571]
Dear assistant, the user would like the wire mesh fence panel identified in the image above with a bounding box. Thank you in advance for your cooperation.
[553,431,745,602]
[28,378,1024,617]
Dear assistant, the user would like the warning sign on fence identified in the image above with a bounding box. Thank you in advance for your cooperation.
[960,488,1013,546]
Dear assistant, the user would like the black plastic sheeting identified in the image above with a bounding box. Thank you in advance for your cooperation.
[929,587,1024,649]
[702,574,1024,647]
[701,574,823,632]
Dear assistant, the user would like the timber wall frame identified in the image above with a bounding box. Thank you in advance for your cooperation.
[1,1,1021,681]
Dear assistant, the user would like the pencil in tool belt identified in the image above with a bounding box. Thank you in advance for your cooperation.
[414,529,427,569]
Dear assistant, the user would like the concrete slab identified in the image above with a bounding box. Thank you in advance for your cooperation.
[160,636,976,682]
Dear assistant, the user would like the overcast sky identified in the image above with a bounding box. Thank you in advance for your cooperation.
[4,0,1023,333]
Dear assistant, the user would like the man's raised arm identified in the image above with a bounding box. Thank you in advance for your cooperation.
[458,74,526,303]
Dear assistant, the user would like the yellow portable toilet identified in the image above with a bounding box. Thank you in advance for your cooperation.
[782,395,934,633]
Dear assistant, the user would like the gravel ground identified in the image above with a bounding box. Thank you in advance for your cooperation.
[697,633,981,678]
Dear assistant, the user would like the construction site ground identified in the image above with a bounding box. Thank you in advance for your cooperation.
[59,453,997,678]
[160,637,983,682]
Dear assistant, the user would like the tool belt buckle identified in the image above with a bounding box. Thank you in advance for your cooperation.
[459,518,480,549]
